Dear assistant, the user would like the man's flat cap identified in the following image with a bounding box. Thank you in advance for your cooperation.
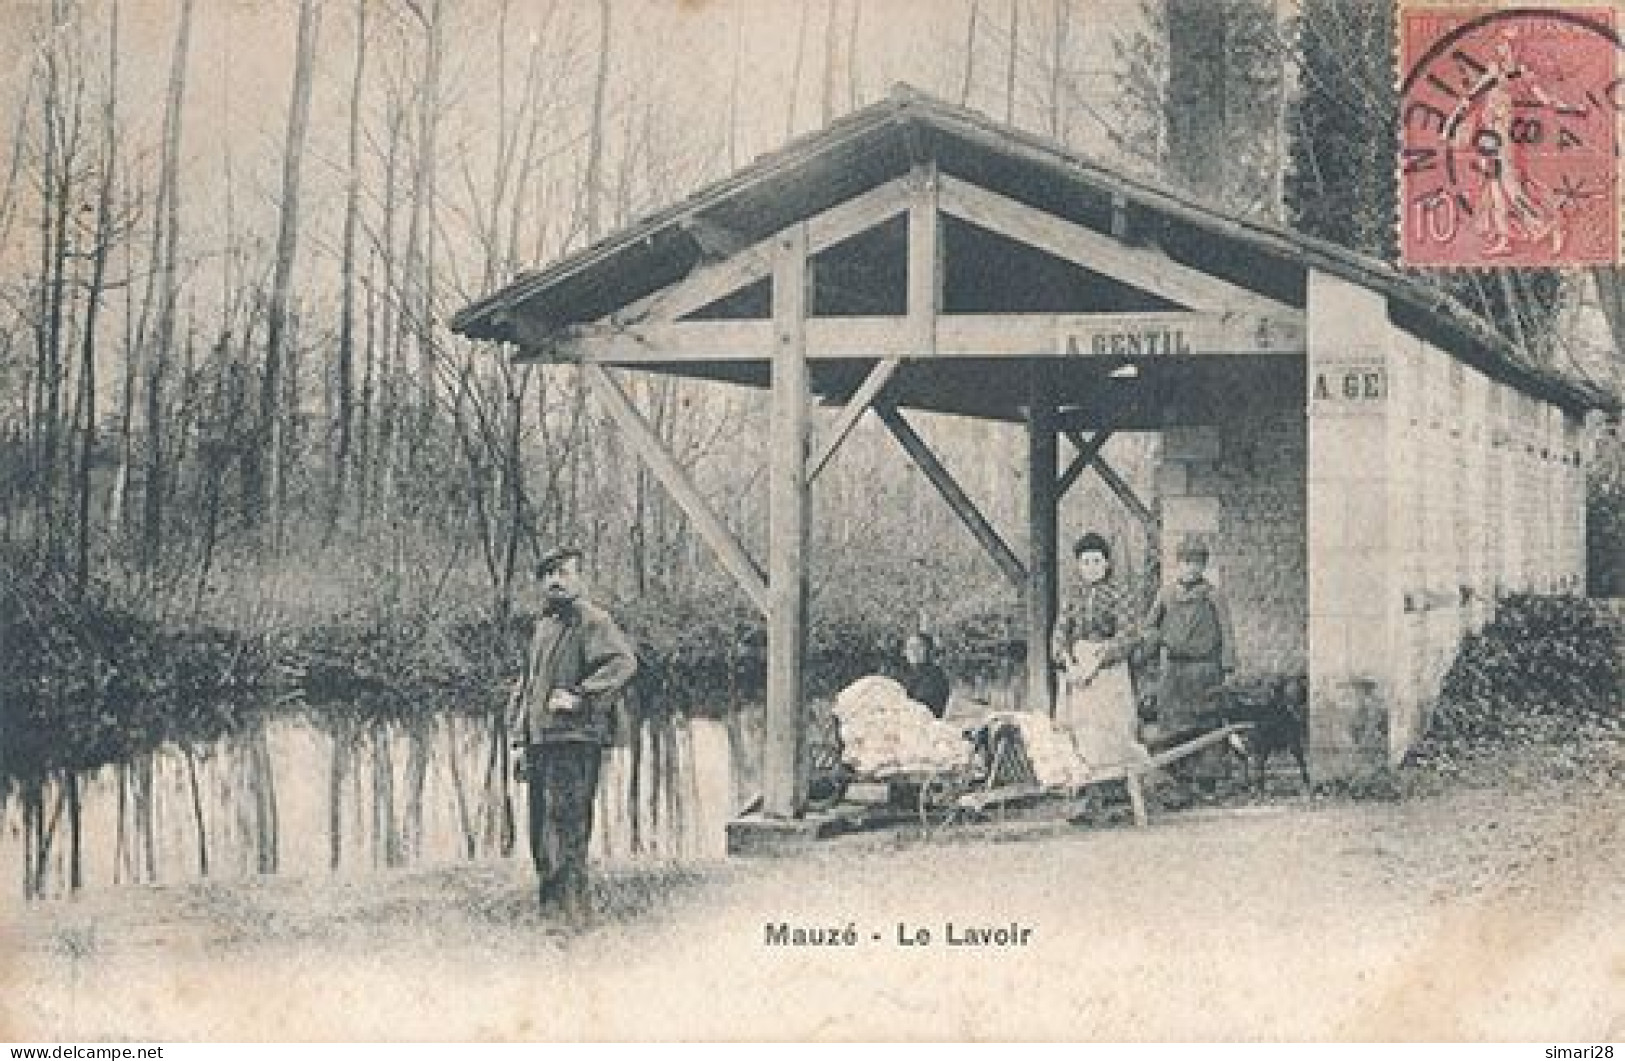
[536,545,583,576]
[1174,534,1210,563]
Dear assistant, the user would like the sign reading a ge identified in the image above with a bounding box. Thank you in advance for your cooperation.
[1312,365,1386,404]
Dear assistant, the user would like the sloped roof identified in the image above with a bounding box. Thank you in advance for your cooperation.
[450,84,1612,416]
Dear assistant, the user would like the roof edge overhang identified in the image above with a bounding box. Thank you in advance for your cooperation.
[450,84,1618,418]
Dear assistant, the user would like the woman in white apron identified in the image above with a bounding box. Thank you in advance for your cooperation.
[1052,533,1148,774]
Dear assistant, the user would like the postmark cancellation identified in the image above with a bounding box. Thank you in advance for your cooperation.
[1399,2,1622,267]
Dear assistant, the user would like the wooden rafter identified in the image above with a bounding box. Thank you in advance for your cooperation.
[938,175,1297,315]
[874,402,1027,589]
[582,364,769,615]
[612,178,913,327]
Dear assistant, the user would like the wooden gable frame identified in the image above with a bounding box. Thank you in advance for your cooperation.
[508,164,1312,820]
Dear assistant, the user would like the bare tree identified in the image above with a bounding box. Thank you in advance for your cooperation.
[821,0,840,126]
[256,0,320,545]
[73,0,122,595]
[959,0,980,105]
[847,0,864,109]
[1005,0,1020,122]
[1048,0,1067,138]
[333,0,369,531]
[137,0,195,581]
[584,0,611,242]
[786,0,811,138]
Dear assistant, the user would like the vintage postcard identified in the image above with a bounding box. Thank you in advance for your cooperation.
[1,0,1621,1044]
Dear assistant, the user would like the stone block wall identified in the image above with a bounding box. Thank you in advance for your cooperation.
[1378,333,1588,763]
[1159,415,1308,678]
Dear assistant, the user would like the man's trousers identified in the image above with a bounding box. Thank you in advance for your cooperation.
[524,740,603,915]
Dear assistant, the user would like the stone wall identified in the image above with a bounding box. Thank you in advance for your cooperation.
[1159,413,1308,678]
[1309,267,1589,774]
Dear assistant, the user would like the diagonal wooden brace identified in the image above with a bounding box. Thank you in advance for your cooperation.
[1064,428,1156,536]
[1057,430,1112,498]
[807,356,903,483]
[874,402,1027,589]
[583,364,769,615]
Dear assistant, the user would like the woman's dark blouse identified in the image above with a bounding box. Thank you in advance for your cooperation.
[901,662,951,718]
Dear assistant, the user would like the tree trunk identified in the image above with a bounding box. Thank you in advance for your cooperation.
[1049,0,1066,138]
[847,0,863,109]
[137,752,157,883]
[22,781,42,900]
[445,713,476,860]
[257,0,320,546]
[413,0,445,443]
[70,0,121,593]
[333,0,368,533]
[821,0,839,126]
[113,762,129,886]
[250,725,279,875]
[402,717,430,863]
[33,0,73,571]
[65,771,82,893]
[482,714,515,857]
[137,0,193,585]
[786,0,811,138]
[959,1,981,105]
[183,743,209,877]
[1004,0,1020,123]
[141,347,166,579]
[372,721,401,868]
[329,717,348,871]
[584,0,612,242]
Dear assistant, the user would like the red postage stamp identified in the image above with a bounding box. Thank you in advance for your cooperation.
[1399,5,1621,267]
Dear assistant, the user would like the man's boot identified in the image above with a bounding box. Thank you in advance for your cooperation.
[537,873,564,912]
[560,868,593,928]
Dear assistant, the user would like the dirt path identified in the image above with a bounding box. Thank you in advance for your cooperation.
[3,751,1622,1042]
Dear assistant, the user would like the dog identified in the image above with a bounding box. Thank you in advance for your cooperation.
[1210,674,1310,791]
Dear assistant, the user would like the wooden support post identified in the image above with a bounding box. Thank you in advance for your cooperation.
[875,403,1027,589]
[907,161,940,354]
[1027,384,1059,718]
[1057,430,1112,499]
[765,223,811,820]
[583,364,769,614]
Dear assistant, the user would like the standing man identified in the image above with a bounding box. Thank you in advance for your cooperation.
[508,545,637,922]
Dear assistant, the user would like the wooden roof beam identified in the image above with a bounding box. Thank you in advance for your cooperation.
[611,178,914,327]
[544,309,1304,365]
[937,175,1295,316]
